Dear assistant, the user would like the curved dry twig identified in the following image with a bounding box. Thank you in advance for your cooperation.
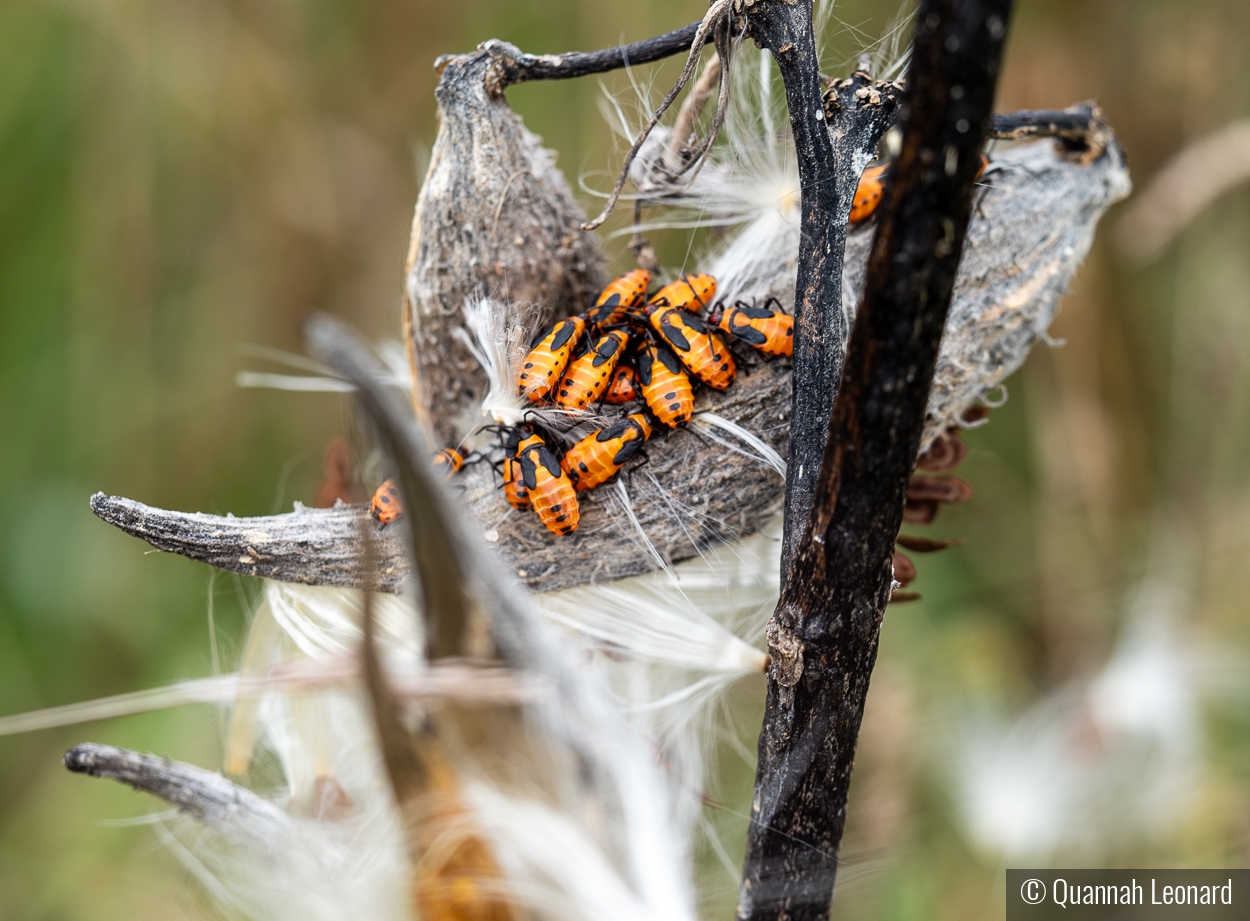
[89,492,410,591]
[64,743,286,841]
[581,0,733,230]
[475,21,702,90]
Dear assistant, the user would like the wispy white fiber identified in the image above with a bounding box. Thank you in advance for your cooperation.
[611,479,676,580]
[156,793,411,921]
[693,412,787,478]
[466,783,693,921]
[533,518,781,886]
[236,372,358,392]
[452,294,543,427]
[235,341,413,394]
[540,576,765,676]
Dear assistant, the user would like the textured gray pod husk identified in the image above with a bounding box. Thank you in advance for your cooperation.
[404,49,608,442]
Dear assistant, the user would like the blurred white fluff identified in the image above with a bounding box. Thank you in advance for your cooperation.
[236,341,413,394]
[537,520,780,855]
[225,581,422,786]
[467,782,691,921]
[159,582,424,921]
[953,570,1241,862]
[183,558,755,921]
[158,795,410,921]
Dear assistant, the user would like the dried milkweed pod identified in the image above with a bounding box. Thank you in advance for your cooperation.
[89,105,1130,595]
[404,48,608,442]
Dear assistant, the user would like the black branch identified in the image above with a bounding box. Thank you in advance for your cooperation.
[738,1,1013,919]
[988,101,1111,162]
[744,6,901,577]
[990,101,1103,140]
[473,20,700,91]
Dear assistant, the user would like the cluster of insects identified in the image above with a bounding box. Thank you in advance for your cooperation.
[367,154,995,536]
[370,268,795,536]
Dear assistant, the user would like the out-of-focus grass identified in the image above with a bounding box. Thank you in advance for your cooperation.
[1,0,1249,917]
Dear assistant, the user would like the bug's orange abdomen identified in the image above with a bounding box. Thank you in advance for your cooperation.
[518,317,585,403]
[637,341,694,428]
[647,274,717,313]
[555,331,628,411]
[649,305,736,390]
[499,427,532,511]
[583,269,651,328]
[849,165,887,223]
[716,300,795,357]
[516,433,579,535]
[501,455,531,511]
[370,478,403,524]
[603,363,640,404]
[562,413,653,491]
[431,447,466,479]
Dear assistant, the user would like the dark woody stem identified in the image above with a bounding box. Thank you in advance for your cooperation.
[473,21,701,88]
[738,2,1013,919]
[742,1,847,579]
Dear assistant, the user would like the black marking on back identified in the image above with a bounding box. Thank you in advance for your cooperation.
[731,319,768,346]
[656,345,685,376]
[592,334,623,367]
[519,451,539,491]
[536,444,564,479]
[659,318,691,352]
[636,347,655,385]
[550,321,578,351]
[530,323,557,349]
[596,418,631,443]
[612,437,644,466]
[738,304,776,320]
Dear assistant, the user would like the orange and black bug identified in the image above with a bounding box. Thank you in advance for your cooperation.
[562,412,653,491]
[583,269,651,328]
[431,446,467,479]
[603,363,640,404]
[501,454,531,511]
[647,274,717,314]
[555,330,629,410]
[976,152,990,180]
[518,316,585,403]
[497,427,533,512]
[515,430,580,535]
[849,164,888,223]
[711,298,795,358]
[648,303,736,390]
[370,478,403,525]
[636,340,694,428]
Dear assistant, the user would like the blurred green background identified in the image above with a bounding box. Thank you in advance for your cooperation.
[2,0,1249,918]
